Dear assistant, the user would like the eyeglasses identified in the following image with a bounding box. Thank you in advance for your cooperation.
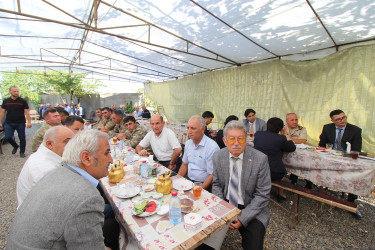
[333,116,347,122]
[226,137,246,144]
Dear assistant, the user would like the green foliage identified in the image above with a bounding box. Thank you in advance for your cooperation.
[125,100,135,114]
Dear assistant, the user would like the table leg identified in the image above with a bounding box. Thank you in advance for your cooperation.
[288,193,300,229]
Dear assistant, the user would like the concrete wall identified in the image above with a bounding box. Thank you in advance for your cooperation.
[41,93,144,119]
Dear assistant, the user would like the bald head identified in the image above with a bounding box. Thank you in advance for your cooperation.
[43,126,74,156]
[286,113,299,129]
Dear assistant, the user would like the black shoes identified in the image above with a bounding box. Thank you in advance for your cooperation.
[12,146,19,154]
[276,194,287,203]
[305,181,313,190]
[20,153,26,158]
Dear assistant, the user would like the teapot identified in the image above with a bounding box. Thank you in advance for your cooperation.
[108,164,125,183]
[155,170,173,195]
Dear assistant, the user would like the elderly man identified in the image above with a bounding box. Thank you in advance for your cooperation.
[133,106,142,117]
[242,108,266,136]
[7,130,119,250]
[212,120,271,250]
[141,105,151,119]
[119,104,126,116]
[16,126,74,206]
[31,108,61,152]
[319,109,362,218]
[63,115,84,134]
[178,116,220,191]
[0,86,32,158]
[284,113,307,144]
[99,107,116,132]
[107,110,125,137]
[118,116,147,148]
[136,115,182,171]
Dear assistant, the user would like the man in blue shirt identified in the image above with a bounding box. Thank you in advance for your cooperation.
[178,115,220,192]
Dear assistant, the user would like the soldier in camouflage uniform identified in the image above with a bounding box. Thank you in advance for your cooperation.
[108,110,126,137]
[31,108,62,152]
[92,108,103,129]
[99,107,115,132]
[118,116,148,148]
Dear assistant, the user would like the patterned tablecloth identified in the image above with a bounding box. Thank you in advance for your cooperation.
[100,166,240,250]
[283,149,375,196]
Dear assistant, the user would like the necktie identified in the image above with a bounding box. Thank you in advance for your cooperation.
[229,157,239,206]
[337,129,343,151]
[250,122,254,134]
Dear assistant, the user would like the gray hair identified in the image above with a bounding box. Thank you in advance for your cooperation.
[223,120,247,137]
[42,126,65,145]
[286,113,297,120]
[62,130,109,166]
[120,104,125,108]
[189,115,206,129]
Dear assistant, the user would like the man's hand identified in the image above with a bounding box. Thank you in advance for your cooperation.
[229,219,243,231]
[138,149,149,156]
[26,122,32,128]
[118,133,126,140]
[209,131,217,139]
[168,163,176,171]
[101,127,109,133]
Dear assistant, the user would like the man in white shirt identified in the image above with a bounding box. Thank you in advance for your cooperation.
[136,114,182,172]
[16,126,74,206]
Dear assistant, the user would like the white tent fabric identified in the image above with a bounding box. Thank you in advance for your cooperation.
[1,0,375,84]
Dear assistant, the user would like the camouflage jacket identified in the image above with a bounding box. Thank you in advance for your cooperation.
[120,124,148,148]
[31,122,54,152]
[99,117,115,131]
[92,116,103,129]
[108,120,126,137]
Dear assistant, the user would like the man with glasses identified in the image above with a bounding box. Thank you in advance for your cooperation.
[177,115,220,191]
[212,120,271,250]
[118,116,147,148]
[318,109,362,219]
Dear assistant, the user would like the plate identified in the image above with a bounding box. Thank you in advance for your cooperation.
[132,199,160,217]
[157,205,169,216]
[141,192,163,199]
[115,186,140,199]
[180,198,196,214]
[142,184,155,192]
[173,178,193,191]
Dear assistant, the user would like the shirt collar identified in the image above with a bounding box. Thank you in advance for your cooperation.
[229,152,244,160]
[335,125,346,130]
[67,164,99,187]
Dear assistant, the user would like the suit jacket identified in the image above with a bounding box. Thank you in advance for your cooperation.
[212,146,271,228]
[318,123,362,151]
[254,131,296,175]
[7,164,106,250]
[242,117,266,133]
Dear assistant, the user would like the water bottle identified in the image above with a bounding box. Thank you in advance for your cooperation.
[119,139,124,152]
[126,148,133,163]
[169,191,181,224]
[140,160,149,179]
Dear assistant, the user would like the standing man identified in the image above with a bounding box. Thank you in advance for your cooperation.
[242,109,266,136]
[118,116,147,148]
[136,115,182,171]
[31,108,61,152]
[0,86,32,158]
[202,111,216,139]
[318,109,362,218]
[212,120,271,249]
[17,126,74,206]
[284,113,307,144]
[178,116,220,191]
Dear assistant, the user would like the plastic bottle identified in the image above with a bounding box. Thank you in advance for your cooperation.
[126,148,133,163]
[119,139,124,152]
[169,191,181,224]
[140,160,149,179]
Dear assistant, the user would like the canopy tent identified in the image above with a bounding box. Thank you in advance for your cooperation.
[1,0,375,83]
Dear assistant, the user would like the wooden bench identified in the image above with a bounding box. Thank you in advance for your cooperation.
[272,180,358,229]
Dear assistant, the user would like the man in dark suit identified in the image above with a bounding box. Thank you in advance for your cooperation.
[319,109,362,152]
[212,120,271,250]
[319,109,362,219]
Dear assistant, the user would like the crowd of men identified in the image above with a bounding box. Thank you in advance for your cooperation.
[1,86,364,249]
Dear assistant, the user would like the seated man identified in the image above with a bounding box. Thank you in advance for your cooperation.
[212,120,271,250]
[242,108,266,136]
[63,115,84,134]
[136,115,182,172]
[119,104,126,116]
[202,110,216,139]
[7,130,119,250]
[107,110,125,137]
[133,106,142,117]
[118,116,147,148]
[282,113,309,187]
[31,108,61,152]
[141,105,151,119]
[178,116,220,191]
[99,107,116,132]
[319,109,362,218]
[16,126,74,206]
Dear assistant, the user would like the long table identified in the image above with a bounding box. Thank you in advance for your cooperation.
[100,164,240,249]
[283,148,375,196]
